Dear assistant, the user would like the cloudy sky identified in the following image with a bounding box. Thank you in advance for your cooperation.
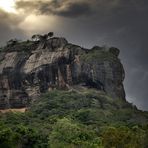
[0,0,148,110]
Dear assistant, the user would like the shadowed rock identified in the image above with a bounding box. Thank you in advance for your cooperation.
[0,37,125,109]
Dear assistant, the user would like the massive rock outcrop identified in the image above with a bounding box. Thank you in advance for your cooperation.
[0,37,125,109]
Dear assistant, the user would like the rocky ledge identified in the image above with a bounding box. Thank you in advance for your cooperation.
[0,37,125,109]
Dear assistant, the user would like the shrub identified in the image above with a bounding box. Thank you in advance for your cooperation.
[49,118,103,148]
[102,126,145,148]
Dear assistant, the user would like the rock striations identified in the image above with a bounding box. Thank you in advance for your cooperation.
[0,37,125,109]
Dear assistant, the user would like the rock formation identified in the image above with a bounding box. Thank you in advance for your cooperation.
[0,37,125,109]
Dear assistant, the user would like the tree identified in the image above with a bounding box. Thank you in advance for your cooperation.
[7,39,18,46]
[31,34,41,41]
[14,125,48,148]
[102,126,145,148]
[31,32,54,42]
[49,118,103,148]
[40,34,48,41]
[48,32,54,38]
[109,47,120,57]
[0,127,17,148]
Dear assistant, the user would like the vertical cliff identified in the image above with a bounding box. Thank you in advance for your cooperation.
[0,37,125,109]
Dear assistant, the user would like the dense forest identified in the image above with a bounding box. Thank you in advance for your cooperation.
[0,89,148,148]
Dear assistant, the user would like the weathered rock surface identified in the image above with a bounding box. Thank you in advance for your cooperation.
[0,37,125,109]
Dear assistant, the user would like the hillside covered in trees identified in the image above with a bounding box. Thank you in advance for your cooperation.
[0,34,148,148]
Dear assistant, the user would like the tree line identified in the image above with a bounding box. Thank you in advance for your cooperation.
[6,32,54,47]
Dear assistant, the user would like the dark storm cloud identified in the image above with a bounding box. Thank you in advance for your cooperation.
[93,0,148,110]
[45,0,148,110]
[0,0,148,110]
[15,0,148,18]
[40,1,92,17]
[15,0,92,17]
[0,9,25,45]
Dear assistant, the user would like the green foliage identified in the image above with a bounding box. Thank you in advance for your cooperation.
[7,39,18,46]
[0,47,4,51]
[109,47,120,57]
[0,126,17,148]
[49,118,103,148]
[0,39,35,52]
[80,49,118,62]
[101,126,145,148]
[15,40,34,52]
[0,89,148,147]
[0,124,48,148]
[14,125,48,148]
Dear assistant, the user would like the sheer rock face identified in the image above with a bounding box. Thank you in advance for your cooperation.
[0,37,125,109]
